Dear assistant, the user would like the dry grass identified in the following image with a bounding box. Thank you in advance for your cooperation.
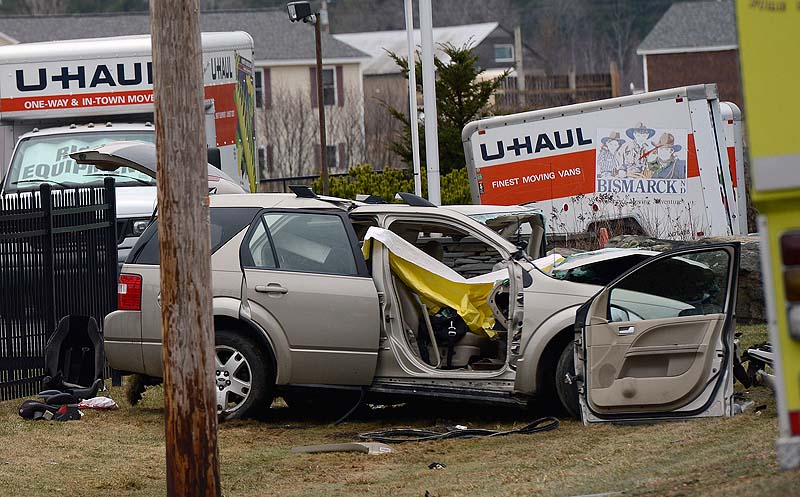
[0,324,796,497]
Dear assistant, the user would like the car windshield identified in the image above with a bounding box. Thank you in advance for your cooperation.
[466,209,542,235]
[550,253,653,285]
[3,130,156,192]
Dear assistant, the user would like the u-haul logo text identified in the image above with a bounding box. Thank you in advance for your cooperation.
[478,127,592,162]
[15,62,153,92]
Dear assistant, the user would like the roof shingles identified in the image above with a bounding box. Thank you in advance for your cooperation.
[637,0,737,54]
[0,9,366,62]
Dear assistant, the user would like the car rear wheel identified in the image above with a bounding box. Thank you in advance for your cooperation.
[556,342,580,419]
[215,329,274,420]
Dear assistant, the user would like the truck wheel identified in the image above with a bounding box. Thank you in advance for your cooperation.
[556,342,580,419]
[215,329,274,420]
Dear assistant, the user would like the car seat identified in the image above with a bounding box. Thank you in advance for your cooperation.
[40,315,105,400]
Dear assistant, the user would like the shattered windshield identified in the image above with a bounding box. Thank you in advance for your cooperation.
[466,209,543,234]
[4,131,156,192]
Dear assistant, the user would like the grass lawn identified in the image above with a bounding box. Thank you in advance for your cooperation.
[0,324,797,497]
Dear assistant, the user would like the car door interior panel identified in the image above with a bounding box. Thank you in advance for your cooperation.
[577,244,740,422]
[587,315,725,411]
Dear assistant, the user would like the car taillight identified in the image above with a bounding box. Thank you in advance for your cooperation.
[790,411,800,437]
[118,274,142,311]
[781,231,800,340]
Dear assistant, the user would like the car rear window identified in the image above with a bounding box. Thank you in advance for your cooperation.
[130,207,260,265]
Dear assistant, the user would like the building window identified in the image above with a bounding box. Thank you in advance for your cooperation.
[255,69,264,108]
[322,68,336,106]
[494,44,514,63]
[258,146,267,177]
[326,144,338,171]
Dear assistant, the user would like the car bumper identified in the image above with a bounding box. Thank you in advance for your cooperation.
[104,309,146,374]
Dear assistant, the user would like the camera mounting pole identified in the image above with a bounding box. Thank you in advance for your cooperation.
[288,2,329,195]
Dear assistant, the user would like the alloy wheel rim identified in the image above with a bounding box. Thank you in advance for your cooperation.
[214,345,252,415]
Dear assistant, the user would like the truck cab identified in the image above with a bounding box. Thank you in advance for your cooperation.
[0,32,257,265]
[1,122,158,265]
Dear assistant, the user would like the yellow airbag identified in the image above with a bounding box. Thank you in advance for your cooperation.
[363,228,500,338]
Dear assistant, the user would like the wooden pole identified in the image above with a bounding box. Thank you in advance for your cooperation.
[149,1,221,496]
[314,15,329,195]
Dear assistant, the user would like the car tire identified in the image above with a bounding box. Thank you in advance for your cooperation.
[555,342,580,419]
[215,329,274,421]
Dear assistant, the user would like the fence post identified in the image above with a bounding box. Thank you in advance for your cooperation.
[104,177,118,291]
[40,183,56,335]
[568,69,577,102]
[103,178,122,386]
[610,61,620,97]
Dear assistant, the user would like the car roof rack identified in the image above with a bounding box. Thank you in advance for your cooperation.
[395,192,437,207]
[356,194,386,204]
[289,185,318,199]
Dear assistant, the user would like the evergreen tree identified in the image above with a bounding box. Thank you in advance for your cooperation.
[385,42,508,174]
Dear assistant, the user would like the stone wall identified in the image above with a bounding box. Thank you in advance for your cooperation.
[419,236,504,278]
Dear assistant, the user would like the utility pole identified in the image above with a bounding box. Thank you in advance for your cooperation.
[314,16,329,195]
[149,0,220,496]
[419,0,441,205]
[288,2,328,195]
[404,0,422,197]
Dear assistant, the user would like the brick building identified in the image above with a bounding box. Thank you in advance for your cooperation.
[637,0,742,108]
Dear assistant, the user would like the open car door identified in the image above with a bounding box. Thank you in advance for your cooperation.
[574,243,740,423]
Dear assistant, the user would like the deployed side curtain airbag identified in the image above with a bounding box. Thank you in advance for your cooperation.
[363,227,501,338]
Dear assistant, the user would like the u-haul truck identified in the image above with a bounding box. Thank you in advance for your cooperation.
[462,84,742,240]
[0,32,257,264]
[721,101,749,235]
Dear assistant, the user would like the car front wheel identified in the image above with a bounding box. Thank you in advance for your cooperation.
[215,329,274,420]
[556,341,580,419]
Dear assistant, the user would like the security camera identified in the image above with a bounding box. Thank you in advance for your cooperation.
[287,1,313,22]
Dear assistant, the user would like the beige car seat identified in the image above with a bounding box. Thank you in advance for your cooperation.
[392,274,483,369]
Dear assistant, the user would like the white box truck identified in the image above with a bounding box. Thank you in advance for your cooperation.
[462,84,743,240]
[720,101,748,235]
[0,32,257,264]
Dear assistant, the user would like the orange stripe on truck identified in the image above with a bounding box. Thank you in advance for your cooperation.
[477,134,701,205]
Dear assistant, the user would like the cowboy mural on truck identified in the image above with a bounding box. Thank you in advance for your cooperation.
[597,131,625,178]
[647,132,686,179]
[595,125,688,195]
[618,122,657,177]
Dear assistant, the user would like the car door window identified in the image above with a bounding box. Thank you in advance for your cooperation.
[609,249,731,321]
[244,211,359,276]
[246,219,277,269]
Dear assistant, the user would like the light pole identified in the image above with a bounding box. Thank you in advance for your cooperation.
[288,1,329,195]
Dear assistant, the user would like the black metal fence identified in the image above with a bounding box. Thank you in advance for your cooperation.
[0,179,117,400]
[259,173,350,193]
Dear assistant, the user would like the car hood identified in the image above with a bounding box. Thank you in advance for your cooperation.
[69,141,247,194]
[552,248,660,273]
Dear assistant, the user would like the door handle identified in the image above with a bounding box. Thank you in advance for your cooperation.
[618,325,635,335]
[157,293,162,308]
[255,284,288,294]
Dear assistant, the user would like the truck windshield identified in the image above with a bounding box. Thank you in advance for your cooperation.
[3,131,156,192]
